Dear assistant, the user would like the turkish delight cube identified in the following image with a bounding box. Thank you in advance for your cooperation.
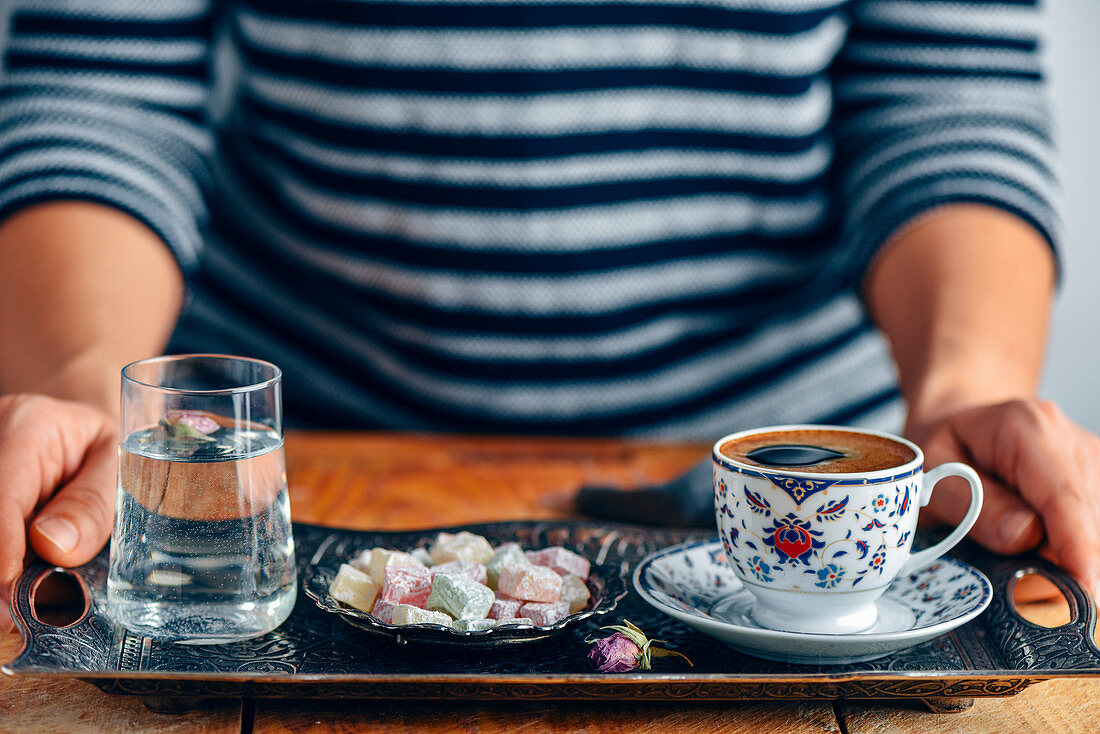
[559,574,592,613]
[430,559,488,586]
[497,564,562,602]
[329,563,380,613]
[391,604,453,627]
[348,548,375,574]
[488,592,523,621]
[380,564,433,607]
[485,543,531,589]
[452,618,498,632]
[498,618,534,627]
[371,598,397,624]
[432,531,457,547]
[518,600,570,626]
[525,546,590,580]
[430,531,494,565]
[427,573,495,620]
[369,548,426,584]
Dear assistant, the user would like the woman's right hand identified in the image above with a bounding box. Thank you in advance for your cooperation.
[0,394,118,632]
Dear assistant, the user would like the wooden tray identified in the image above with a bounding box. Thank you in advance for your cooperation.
[6,521,1100,711]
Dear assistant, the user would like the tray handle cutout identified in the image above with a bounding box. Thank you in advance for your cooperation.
[1011,570,1073,628]
[28,567,90,629]
[984,553,1100,671]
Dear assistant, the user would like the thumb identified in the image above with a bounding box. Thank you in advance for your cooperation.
[28,431,117,567]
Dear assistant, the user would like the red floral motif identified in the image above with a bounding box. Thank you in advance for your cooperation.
[762,513,824,565]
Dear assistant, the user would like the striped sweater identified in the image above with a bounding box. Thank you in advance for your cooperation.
[0,0,1058,437]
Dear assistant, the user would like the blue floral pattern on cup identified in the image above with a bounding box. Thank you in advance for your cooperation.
[716,463,922,591]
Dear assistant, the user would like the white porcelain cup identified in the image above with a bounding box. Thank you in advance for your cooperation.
[713,425,982,635]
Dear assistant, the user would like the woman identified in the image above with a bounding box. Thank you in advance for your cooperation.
[1,0,1096,631]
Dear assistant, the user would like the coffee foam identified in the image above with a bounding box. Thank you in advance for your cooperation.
[719,428,916,474]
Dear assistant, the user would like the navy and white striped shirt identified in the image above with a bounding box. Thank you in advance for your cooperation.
[0,0,1058,437]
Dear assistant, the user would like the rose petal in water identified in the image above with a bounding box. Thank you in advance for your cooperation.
[164,410,220,435]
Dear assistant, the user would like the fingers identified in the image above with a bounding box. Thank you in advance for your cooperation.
[0,585,11,633]
[924,468,1043,554]
[950,400,1100,593]
[0,497,19,632]
[0,394,116,624]
[916,417,1042,553]
[28,430,118,568]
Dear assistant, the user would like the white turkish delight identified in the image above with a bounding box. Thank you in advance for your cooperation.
[430,531,495,565]
[329,563,380,613]
[559,574,592,613]
[427,573,495,620]
[453,618,498,632]
[348,548,374,574]
[391,604,453,627]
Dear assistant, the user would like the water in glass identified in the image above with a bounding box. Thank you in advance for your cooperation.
[106,421,296,644]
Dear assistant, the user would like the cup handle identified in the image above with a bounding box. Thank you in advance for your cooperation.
[899,462,984,576]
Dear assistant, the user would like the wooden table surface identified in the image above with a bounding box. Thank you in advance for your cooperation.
[3,431,1099,733]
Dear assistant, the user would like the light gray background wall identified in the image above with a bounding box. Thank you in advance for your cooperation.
[1039,1,1100,432]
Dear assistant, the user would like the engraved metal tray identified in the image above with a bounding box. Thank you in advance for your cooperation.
[5,521,1100,706]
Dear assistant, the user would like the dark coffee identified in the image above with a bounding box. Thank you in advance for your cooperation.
[719,428,916,474]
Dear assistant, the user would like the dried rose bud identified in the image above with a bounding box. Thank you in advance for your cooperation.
[586,632,641,672]
[164,410,220,436]
[585,619,692,673]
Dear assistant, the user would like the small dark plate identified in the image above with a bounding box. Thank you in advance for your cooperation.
[302,554,628,648]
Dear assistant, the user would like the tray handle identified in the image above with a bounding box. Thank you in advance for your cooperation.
[4,559,113,674]
[983,554,1100,671]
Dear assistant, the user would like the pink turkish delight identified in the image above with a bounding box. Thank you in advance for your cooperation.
[371,598,397,624]
[380,564,433,607]
[518,600,570,626]
[488,592,523,621]
[525,546,590,580]
[430,560,488,586]
[497,564,562,602]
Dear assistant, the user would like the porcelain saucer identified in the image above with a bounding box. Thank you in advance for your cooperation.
[633,539,992,664]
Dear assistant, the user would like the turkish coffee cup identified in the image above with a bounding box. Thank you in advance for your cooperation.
[713,424,982,635]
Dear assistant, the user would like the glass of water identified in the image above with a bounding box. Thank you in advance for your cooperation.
[106,354,297,644]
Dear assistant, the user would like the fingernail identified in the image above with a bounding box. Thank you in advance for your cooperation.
[34,516,79,554]
[999,510,1037,547]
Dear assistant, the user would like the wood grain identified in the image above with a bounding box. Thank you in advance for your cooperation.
[283,431,710,530]
[838,679,1100,733]
[0,634,241,734]
[252,699,842,734]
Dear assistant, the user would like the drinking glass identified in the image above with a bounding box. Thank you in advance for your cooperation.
[105,354,297,644]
